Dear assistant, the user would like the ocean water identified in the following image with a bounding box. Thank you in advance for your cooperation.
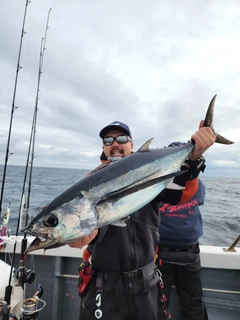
[0,164,239,247]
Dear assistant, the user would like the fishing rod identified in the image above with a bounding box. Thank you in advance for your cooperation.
[2,7,52,320]
[1,0,31,306]
[24,8,52,231]
[4,37,47,300]
[0,0,31,218]
[17,8,52,257]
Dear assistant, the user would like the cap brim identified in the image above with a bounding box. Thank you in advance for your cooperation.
[99,125,130,139]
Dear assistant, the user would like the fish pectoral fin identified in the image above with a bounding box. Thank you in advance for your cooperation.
[99,170,186,201]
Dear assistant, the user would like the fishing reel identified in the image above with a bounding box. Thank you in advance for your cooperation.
[20,284,45,320]
[0,301,18,320]
[14,263,36,286]
[0,285,45,320]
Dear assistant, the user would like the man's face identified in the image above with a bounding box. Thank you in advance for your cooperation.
[102,130,134,158]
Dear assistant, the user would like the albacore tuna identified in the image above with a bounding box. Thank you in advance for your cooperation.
[22,95,233,254]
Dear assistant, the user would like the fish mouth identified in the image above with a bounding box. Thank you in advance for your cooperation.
[25,236,56,255]
[21,225,49,242]
[22,225,57,255]
[25,231,48,243]
[24,237,42,255]
[29,237,42,248]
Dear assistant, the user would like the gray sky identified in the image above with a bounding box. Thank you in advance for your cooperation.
[0,0,239,178]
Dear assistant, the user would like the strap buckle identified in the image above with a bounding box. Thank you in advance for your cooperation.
[122,269,141,281]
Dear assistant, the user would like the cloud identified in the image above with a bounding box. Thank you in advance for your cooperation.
[0,0,240,178]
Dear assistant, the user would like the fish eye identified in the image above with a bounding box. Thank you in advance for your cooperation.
[43,214,58,227]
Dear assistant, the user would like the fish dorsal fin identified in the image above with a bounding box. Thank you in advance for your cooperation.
[137,138,154,152]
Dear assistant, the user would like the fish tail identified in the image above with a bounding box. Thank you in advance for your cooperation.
[204,94,234,145]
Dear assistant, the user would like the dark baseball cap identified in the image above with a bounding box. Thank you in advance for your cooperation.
[168,142,182,147]
[99,121,132,139]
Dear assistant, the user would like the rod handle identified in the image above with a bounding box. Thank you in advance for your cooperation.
[4,285,12,305]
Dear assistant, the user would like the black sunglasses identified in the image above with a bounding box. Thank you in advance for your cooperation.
[103,135,132,146]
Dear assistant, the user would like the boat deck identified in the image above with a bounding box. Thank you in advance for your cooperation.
[1,238,240,320]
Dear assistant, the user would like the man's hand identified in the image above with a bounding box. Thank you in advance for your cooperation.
[68,230,98,249]
[189,120,216,160]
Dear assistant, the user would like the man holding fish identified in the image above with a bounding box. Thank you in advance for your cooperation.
[23,96,233,320]
[69,119,215,319]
